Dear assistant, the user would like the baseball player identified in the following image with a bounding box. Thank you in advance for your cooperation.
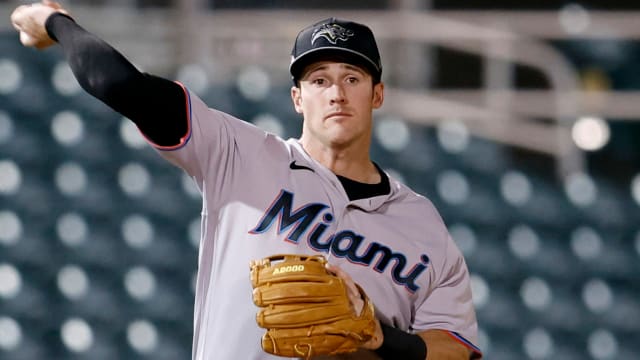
[11,2,482,359]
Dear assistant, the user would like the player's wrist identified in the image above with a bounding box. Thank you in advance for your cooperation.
[373,323,427,360]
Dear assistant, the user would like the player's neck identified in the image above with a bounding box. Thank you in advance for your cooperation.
[299,138,380,184]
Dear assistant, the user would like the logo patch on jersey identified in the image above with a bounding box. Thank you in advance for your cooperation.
[273,265,305,275]
[311,23,355,45]
[289,161,315,172]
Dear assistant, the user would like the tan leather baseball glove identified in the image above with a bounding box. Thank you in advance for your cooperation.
[250,254,377,359]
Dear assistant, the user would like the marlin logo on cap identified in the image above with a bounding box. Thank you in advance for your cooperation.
[311,23,355,45]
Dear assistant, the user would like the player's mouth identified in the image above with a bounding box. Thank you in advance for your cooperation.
[325,111,352,121]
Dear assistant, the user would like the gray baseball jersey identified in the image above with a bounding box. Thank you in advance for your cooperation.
[146,85,481,359]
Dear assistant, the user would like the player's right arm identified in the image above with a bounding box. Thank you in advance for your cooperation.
[10,1,188,148]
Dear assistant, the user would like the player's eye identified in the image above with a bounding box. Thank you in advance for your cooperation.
[346,76,359,84]
[311,78,325,85]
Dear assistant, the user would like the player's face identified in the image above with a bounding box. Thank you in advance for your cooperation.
[291,61,384,151]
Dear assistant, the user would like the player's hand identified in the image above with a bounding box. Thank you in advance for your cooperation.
[325,263,384,351]
[10,0,71,49]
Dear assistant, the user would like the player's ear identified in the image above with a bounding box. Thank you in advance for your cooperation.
[291,86,303,114]
[372,82,384,109]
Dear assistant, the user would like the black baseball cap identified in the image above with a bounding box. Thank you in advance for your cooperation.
[289,18,382,84]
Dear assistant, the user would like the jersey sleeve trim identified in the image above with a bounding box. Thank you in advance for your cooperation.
[446,331,482,359]
[140,81,192,151]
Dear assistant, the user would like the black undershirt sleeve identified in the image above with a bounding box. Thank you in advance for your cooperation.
[45,13,187,147]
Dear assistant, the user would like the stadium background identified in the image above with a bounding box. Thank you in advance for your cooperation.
[1,0,639,359]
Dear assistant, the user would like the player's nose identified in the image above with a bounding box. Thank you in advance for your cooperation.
[328,84,347,104]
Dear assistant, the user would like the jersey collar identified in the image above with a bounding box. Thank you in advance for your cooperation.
[287,139,398,212]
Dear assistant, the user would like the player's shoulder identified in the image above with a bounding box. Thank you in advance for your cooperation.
[386,176,458,260]
[387,175,441,217]
[389,174,452,230]
[192,96,292,151]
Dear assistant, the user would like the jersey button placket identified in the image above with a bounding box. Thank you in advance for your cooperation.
[328,202,359,263]
[324,204,348,262]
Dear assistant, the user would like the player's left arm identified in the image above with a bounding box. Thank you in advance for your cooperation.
[409,232,483,360]
[417,329,479,360]
[327,264,477,360]
[327,237,482,359]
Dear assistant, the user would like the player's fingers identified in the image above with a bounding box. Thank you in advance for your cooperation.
[10,5,30,29]
[11,3,62,49]
[11,4,41,29]
[361,318,384,350]
[326,263,365,315]
[19,31,38,47]
[11,18,23,33]
[326,263,358,295]
[20,31,51,49]
[326,263,354,284]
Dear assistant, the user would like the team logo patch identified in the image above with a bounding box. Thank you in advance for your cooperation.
[311,23,355,45]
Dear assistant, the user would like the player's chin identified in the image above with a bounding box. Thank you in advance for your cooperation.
[326,135,360,150]
[319,124,362,145]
